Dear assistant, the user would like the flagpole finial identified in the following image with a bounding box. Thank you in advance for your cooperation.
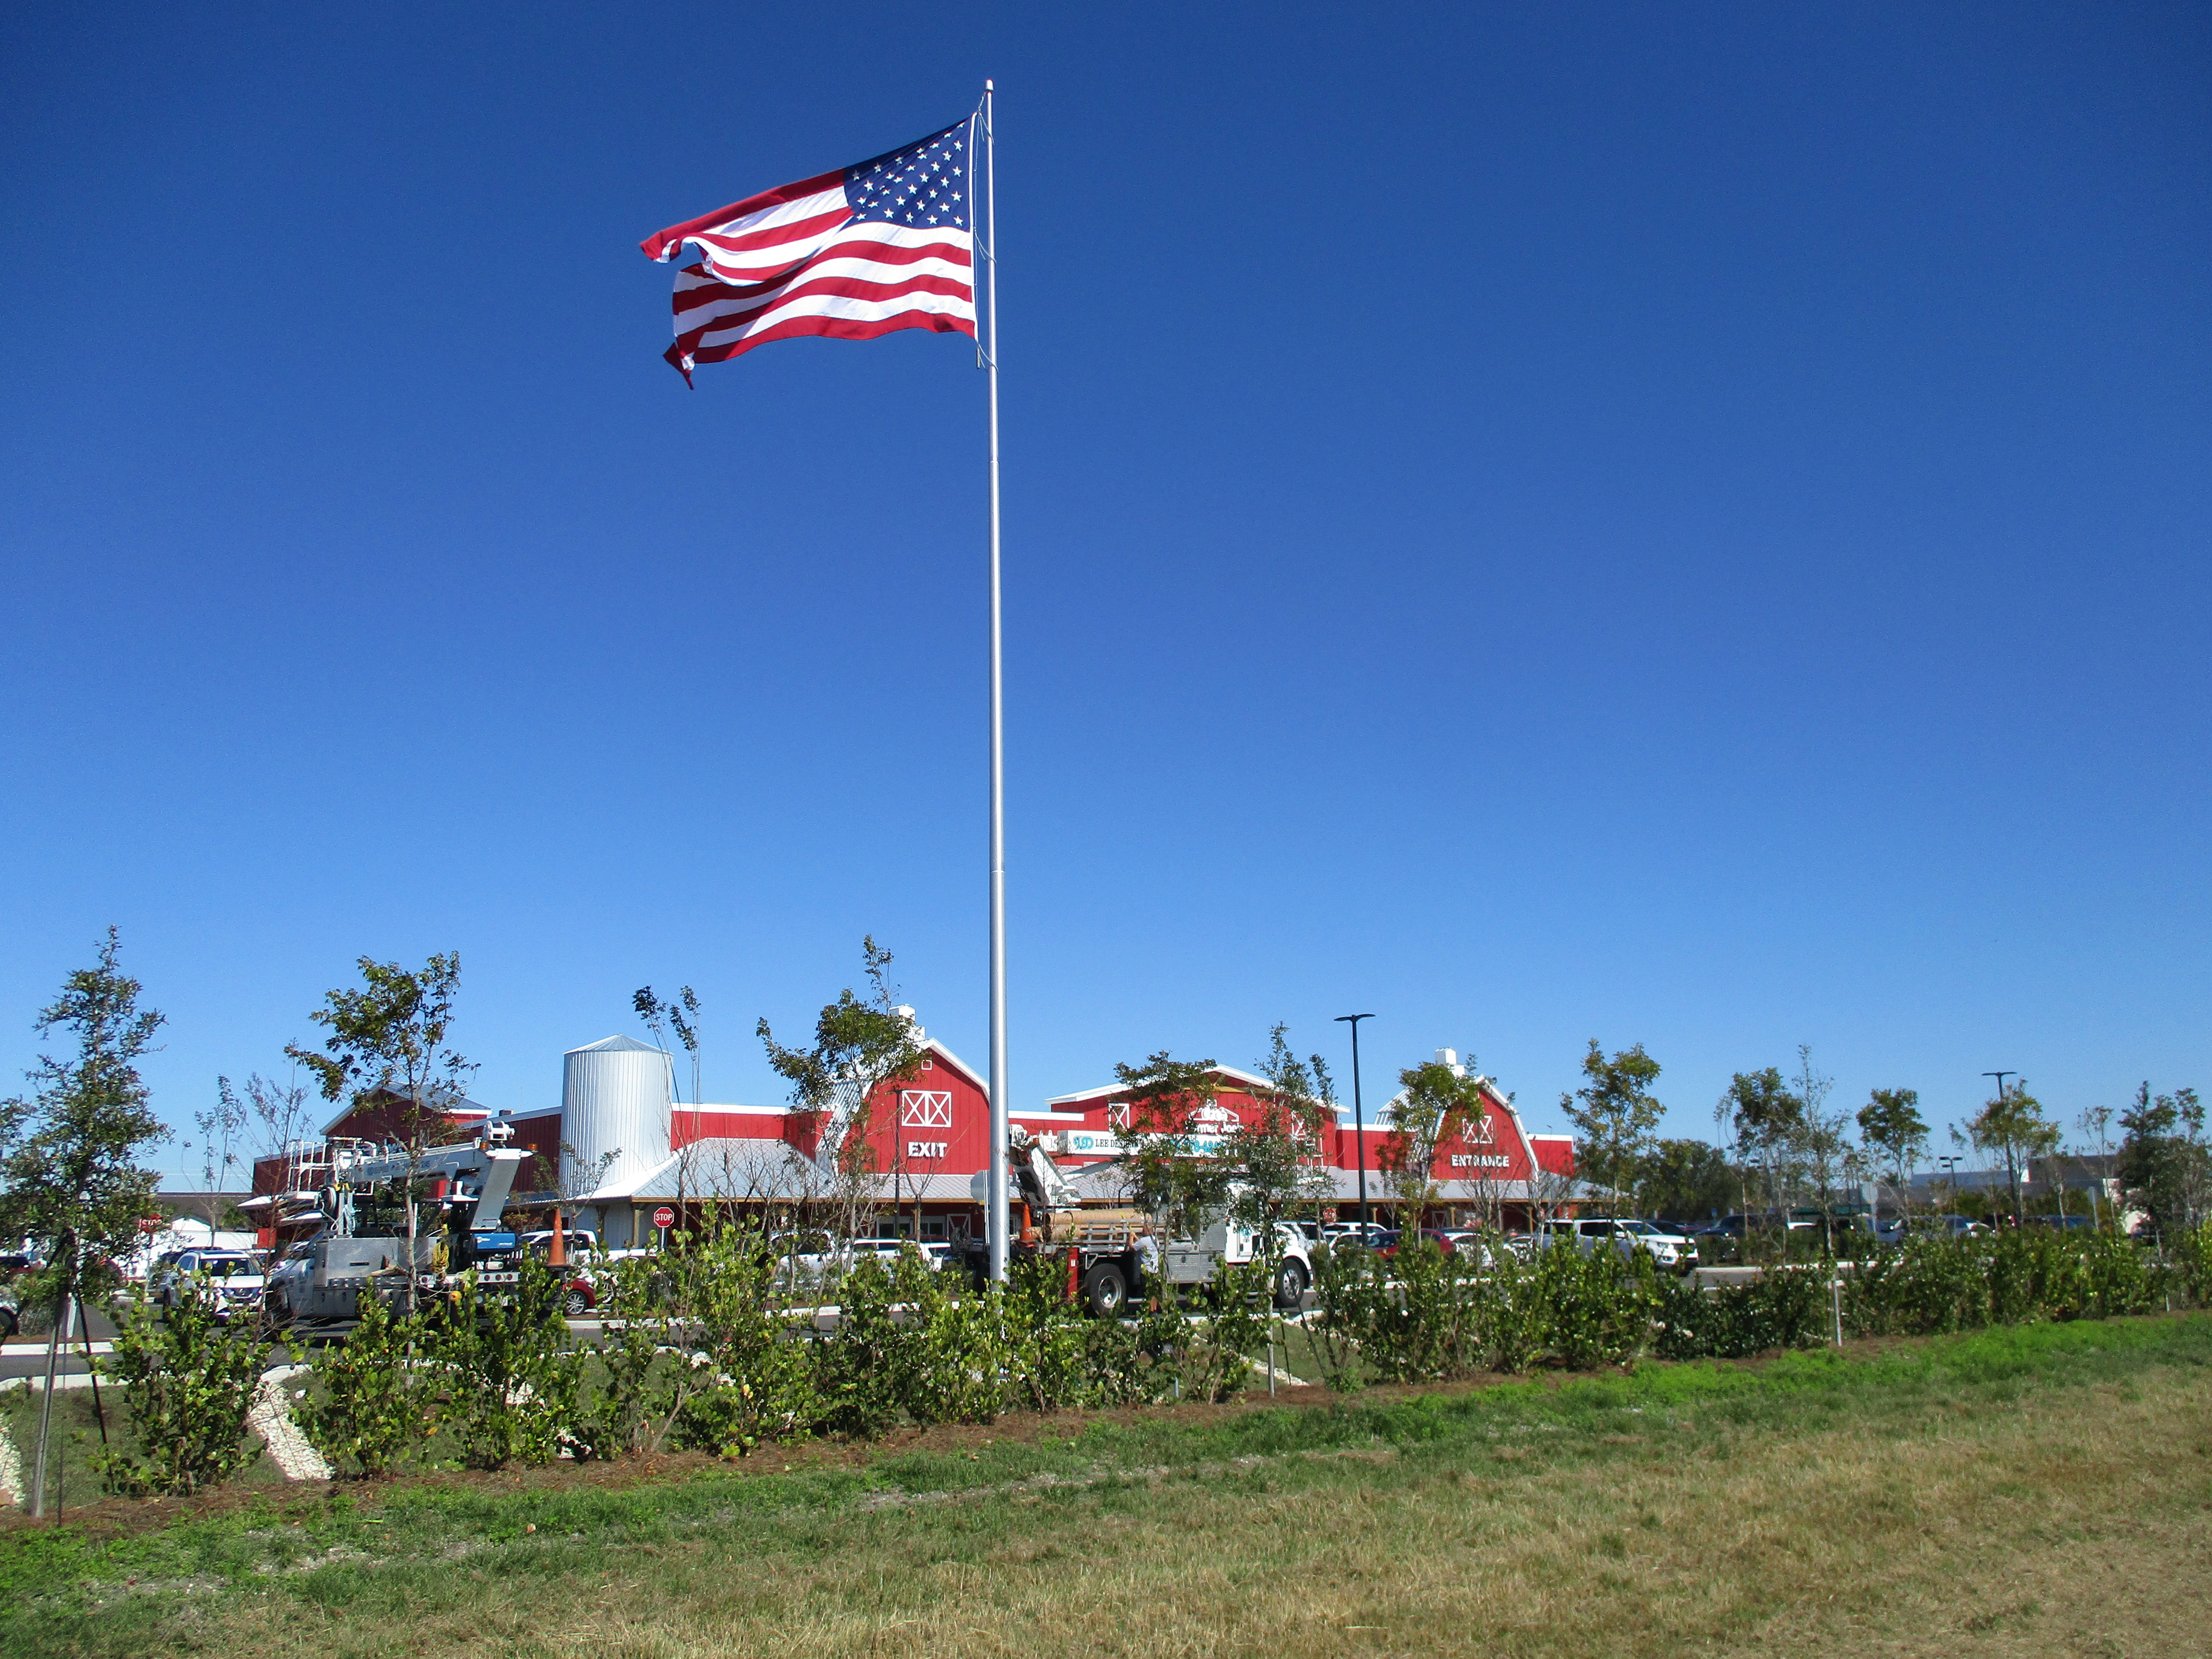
[984,78,994,91]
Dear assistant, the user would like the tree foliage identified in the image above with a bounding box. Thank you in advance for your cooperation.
[635,984,702,1105]
[0,928,169,1312]
[1638,1138,1737,1222]
[1112,1050,1230,1232]
[1223,1025,1336,1261]
[1966,1079,2059,1225]
[2117,1082,2208,1240]
[1717,1066,1803,1221]
[287,953,475,1131]
[287,953,475,1305]
[1561,1040,1664,1216]
[1857,1087,1928,1200]
[1385,1057,1488,1220]
[756,936,924,1240]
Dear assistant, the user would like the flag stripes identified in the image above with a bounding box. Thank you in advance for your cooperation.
[642,118,976,382]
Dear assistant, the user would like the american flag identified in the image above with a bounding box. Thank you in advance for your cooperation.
[641,116,978,384]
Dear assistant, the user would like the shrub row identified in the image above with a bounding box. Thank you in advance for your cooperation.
[85,1220,2212,1491]
[1311,1223,2212,1383]
[298,1228,1276,1478]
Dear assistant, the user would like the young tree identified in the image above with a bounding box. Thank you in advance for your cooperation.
[1112,1051,1232,1236]
[1717,1067,1803,1242]
[0,928,170,1297]
[0,929,170,1516]
[1790,1046,1851,1253]
[1967,1079,2059,1226]
[1223,1025,1337,1281]
[194,1077,251,1235]
[1857,1087,1928,1220]
[286,953,476,1308]
[242,1070,313,1161]
[1637,1138,1736,1223]
[1384,1056,1489,1226]
[2116,1082,2207,1240]
[634,984,702,1106]
[2075,1102,2115,1228]
[1560,1041,1664,1218]
[756,937,925,1243]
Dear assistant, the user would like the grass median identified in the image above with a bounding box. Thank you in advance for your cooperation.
[3,1312,2207,1658]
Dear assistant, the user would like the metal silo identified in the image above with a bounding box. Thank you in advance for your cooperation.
[560,1035,673,1197]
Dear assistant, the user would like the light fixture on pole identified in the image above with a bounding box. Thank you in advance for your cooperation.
[1335,1015,1375,1231]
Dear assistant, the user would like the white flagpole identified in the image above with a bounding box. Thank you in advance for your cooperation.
[982,80,1010,1284]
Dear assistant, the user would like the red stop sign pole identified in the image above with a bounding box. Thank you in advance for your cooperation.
[651,1205,675,1240]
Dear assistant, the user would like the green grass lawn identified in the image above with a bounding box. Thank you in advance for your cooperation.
[3,1313,2208,1658]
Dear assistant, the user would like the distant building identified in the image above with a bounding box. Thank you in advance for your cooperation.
[256,1024,1581,1249]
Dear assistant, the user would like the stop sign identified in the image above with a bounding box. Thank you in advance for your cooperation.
[652,1206,675,1231]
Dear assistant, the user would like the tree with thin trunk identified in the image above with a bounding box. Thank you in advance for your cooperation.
[286,954,475,1310]
[1561,1041,1665,1219]
[195,1078,250,1237]
[634,985,702,1107]
[2116,1082,2206,1241]
[1791,1047,1848,1254]
[2076,1103,2114,1228]
[1227,1026,1337,1276]
[1386,1055,1489,1227]
[1967,1079,2058,1227]
[757,937,924,1245]
[1112,1051,1231,1238]
[1718,1067,1803,1254]
[0,929,170,1517]
[1857,1087,1927,1225]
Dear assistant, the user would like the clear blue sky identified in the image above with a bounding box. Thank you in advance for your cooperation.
[3,4,2206,1185]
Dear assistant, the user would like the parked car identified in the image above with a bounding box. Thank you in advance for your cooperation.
[150,1249,267,1321]
[2029,1214,2095,1232]
[1615,1218,1695,1264]
[1534,1218,1689,1267]
[1379,1229,1503,1267]
[1913,1214,1988,1237]
[780,1234,945,1286]
[520,1228,600,1258]
[1325,1228,1400,1254]
[1318,1221,1391,1245]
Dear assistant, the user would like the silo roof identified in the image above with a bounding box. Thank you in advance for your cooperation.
[566,1034,668,1056]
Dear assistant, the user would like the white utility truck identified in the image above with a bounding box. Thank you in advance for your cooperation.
[263,1118,532,1325]
[963,1128,1313,1315]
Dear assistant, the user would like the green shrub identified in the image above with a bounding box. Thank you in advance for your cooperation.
[299,1292,440,1477]
[661,1222,819,1455]
[1534,1241,1659,1370]
[1179,1260,1270,1403]
[1004,1255,1095,1411]
[812,1254,913,1437]
[908,1276,1016,1421]
[2173,1222,2212,1308]
[94,1282,268,1496]
[430,1263,580,1470]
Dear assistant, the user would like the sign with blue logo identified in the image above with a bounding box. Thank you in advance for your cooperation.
[473,1231,518,1249]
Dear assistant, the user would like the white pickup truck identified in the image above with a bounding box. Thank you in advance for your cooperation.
[1162,1218,1314,1310]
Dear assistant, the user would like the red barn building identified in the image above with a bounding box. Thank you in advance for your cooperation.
[256,1021,1580,1249]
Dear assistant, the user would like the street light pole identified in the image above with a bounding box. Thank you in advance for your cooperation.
[1336,1015,1374,1231]
[1983,1071,2017,1223]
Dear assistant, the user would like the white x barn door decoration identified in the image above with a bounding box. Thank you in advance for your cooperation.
[900,1090,954,1129]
